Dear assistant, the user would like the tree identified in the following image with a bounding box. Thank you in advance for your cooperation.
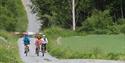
[72,0,76,31]
[31,0,125,33]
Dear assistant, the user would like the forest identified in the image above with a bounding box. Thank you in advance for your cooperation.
[31,0,125,34]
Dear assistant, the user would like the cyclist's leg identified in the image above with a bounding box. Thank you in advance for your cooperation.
[39,44,42,52]
[24,44,27,53]
[26,45,29,51]
[35,45,40,53]
[42,44,46,52]
[44,44,46,52]
[25,45,29,53]
[41,44,43,51]
[35,46,38,54]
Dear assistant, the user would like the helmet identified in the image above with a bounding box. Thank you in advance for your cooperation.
[43,35,46,37]
[23,32,28,34]
[23,32,28,36]
[37,35,42,39]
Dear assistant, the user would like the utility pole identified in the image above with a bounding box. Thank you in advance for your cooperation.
[72,0,76,31]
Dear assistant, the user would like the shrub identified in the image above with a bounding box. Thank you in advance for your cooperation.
[79,10,120,34]
[120,24,125,34]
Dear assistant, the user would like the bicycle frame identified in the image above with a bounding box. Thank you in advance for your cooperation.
[35,46,40,56]
[41,45,45,56]
[25,45,29,56]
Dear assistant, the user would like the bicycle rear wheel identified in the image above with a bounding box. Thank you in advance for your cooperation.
[25,47,29,56]
[42,47,45,56]
[36,47,39,56]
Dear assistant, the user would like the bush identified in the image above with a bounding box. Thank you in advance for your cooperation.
[120,24,125,34]
[0,31,22,63]
[79,10,122,34]
[117,18,125,25]
[44,27,125,60]
[0,0,27,62]
[44,26,86,37]
[0,0,27,32]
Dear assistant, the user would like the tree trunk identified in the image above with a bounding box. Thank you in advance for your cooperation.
[72,0,76,31]
[121,0,124,18]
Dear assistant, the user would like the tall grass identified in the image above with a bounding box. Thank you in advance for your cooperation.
[0,0,28,32]
[0,0,28,62]
[44,27,125,60]
[0,31,22,63]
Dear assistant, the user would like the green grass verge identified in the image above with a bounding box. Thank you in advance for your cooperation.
[61,34,125,54]
[0,31,22,63]
[44,27,125,60]
[0,0,28,62]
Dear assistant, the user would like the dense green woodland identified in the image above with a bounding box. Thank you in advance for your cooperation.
[31,0,125,34]
[0,0,27,32]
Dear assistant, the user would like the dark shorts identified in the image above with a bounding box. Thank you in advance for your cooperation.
[24,44,29,46]
[41,44,47,50]
[42,44,46,47]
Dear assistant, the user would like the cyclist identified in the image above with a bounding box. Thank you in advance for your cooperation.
[23,33,30,53]
[35,35,42,54]
[41,35,48,52]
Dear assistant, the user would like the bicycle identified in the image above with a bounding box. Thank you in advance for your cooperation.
[41,44,45,56]
[35,46,40,56]
[24,45,29,56]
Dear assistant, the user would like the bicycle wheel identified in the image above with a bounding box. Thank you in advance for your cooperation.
[36,47,39,56]
[25,47,29,56]
[42,47,45,56]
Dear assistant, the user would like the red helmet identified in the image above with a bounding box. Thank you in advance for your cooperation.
[23,32,28,35]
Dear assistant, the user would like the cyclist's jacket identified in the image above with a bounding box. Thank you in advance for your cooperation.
[42,37,48,44]
[35,39,42,46]
[23,36,30,45]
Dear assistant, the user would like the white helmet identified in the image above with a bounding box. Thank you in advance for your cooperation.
[43,35,46,37]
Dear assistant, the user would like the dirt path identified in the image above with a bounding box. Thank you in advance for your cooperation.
[19,0,58,63]
[21,0,41,33]
[19,0,125,63]
[18,38,58,63]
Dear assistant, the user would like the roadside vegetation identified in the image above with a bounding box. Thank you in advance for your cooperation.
[0,0,27,32]
[31,0,125,60]
[0,31,22,63]
[0,0,27,63]
[44,27,125,60]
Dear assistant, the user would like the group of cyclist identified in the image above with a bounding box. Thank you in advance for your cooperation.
[23,32,48,56]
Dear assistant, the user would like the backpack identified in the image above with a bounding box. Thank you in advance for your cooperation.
[23,37,30,43]
[42,37,48,44]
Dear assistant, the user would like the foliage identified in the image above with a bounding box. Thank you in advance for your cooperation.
[120,24,125,33]
[79,10,117,34]
[31,0,125,33]
[45,28,125,60]
[0,0,27,62]
[0,31,22,63]
[0,0,28,32]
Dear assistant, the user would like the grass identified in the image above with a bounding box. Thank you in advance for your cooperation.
[0,0,28,32]
[44,27,125,60]
[14,0,28,31]
[0,31,22,63]
[0,0,28,62]
[61,34,125,54]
